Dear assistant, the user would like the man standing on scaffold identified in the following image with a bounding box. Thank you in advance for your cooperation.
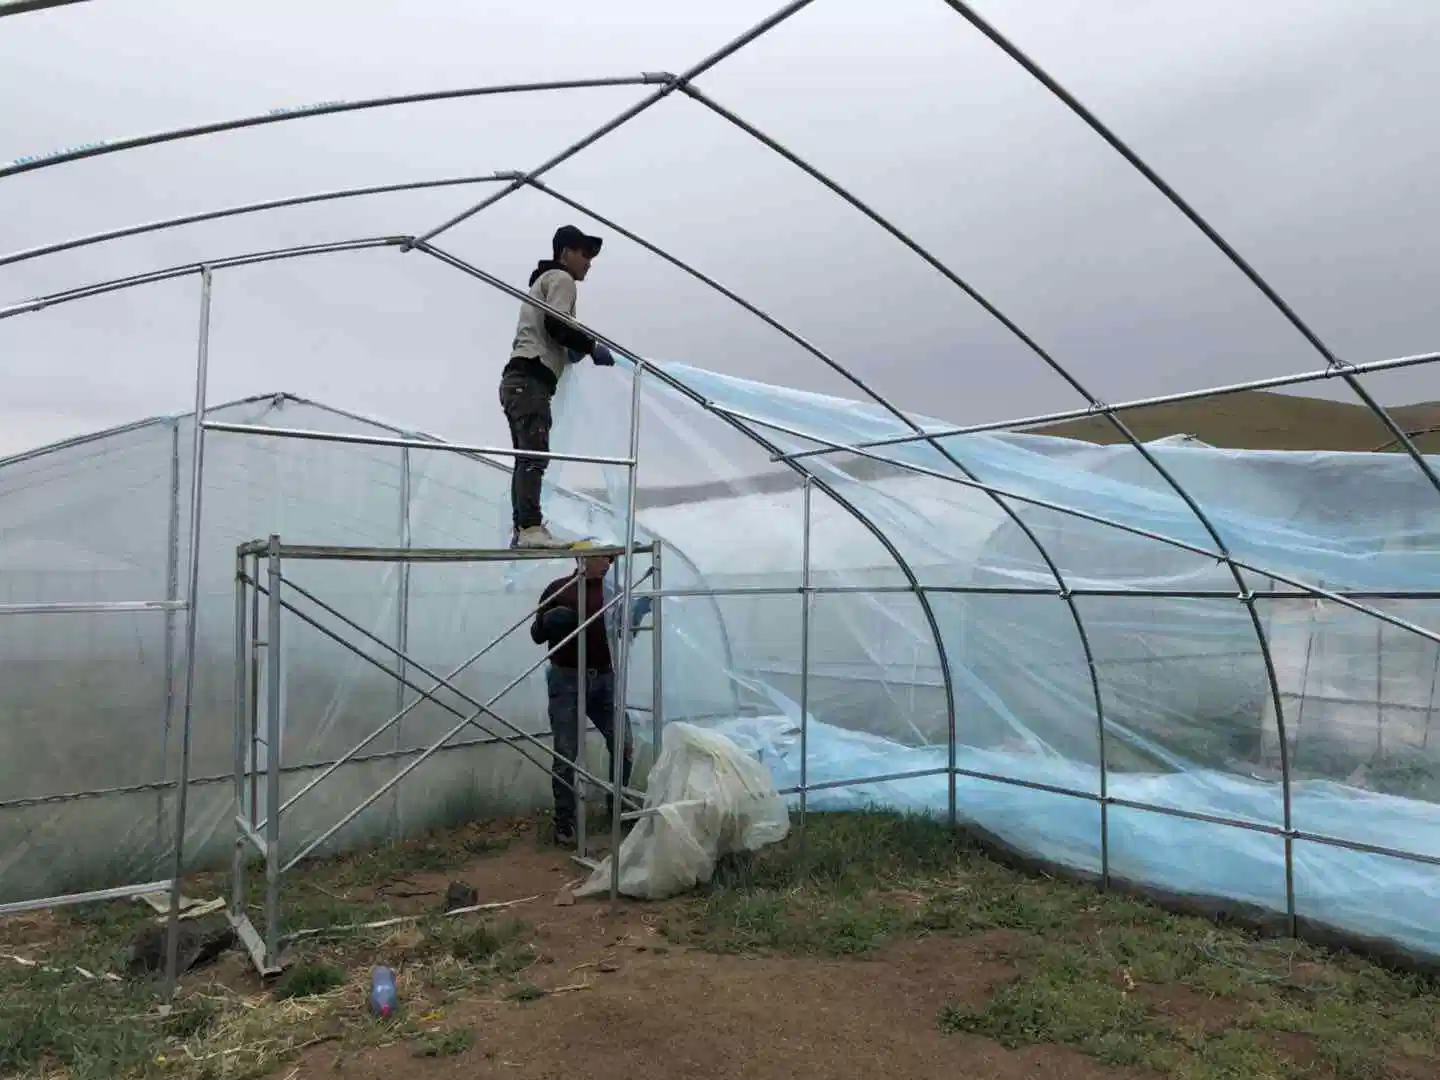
[531,552,650,846]
[499,224,616,549]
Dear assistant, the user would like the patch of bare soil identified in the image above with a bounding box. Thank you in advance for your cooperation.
[271,837,1155,1080]
[297,946,1157,1080]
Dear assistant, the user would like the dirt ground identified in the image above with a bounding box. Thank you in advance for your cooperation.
[280,840,1134,1080]
[3,812,1436,1080]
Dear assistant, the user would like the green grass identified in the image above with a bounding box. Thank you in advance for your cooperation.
[271,961,347,1000]
[676,810,1440,1080]
[0,901,177,1080]
[6,810,1437,1080]
[411,1025,476,1058]
[0,872,537,1080]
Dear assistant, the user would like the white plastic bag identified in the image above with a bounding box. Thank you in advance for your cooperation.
[574,721,791,900]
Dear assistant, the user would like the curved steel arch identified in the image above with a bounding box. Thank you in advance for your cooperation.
[0,75,665,181]
[676,83,1288,898]
[0,1,92,17]
[0,230,961,823]
[0,235,410,319]
[517,177,1108,862]
[922,0,1440,926]
[10,226,1440,928]
[408,0,819,247]
[934,0,1440,502]
[9,231,1433,657]
[0,176,511,271]
[414,241,963,823]
[1,0,1427,972]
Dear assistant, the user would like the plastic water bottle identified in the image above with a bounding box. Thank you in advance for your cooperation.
[369,966,397,1017]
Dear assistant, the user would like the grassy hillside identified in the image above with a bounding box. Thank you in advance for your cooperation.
[1033,390,1440,452]
[619,392,1440,508]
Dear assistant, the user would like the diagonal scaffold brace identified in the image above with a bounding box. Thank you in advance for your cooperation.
[227,534,660,977]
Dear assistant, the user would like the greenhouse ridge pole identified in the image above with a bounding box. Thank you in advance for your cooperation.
[162,266,214,998]
[409,0,818,246]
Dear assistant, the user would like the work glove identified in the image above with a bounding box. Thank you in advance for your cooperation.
[539,606,579,646]
[565,348,584,365]
[630,595,652,624]
[591,343,616,367]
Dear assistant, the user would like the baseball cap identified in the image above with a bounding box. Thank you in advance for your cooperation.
[552,225,603,259]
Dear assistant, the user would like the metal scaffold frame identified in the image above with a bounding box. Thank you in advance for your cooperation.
[1,0,1439,998]
[228,535,658,976]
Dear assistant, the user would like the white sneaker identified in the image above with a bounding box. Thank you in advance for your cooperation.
[513,524,574,550]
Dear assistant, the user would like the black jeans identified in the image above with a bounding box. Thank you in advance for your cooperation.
[547,665,633,831]
[498,365,554,531]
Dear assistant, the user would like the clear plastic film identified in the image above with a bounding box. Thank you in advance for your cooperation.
[3,357,1439,967]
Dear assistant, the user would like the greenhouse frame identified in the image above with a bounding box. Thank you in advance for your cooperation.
[2,0,1439,992]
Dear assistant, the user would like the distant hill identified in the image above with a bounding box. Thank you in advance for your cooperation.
[1032,390,1440,453]
[611,391,1440,509]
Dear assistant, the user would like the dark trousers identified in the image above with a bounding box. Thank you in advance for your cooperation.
[546,664,632,831]
[498,366,554,532]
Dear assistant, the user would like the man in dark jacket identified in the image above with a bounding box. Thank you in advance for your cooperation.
[530,552,650,845]
[500,225,617,549]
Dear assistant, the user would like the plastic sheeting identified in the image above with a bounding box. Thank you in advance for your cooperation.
[574,721,790,900]
[2,354,1438,964]
[0,393,694,903]
[703,713,1440,960]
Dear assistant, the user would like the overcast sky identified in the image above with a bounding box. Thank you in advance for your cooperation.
[2,0,1438,475]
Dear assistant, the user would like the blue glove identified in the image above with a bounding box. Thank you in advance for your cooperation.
[565,348,584,365]
[591,343,615,367]
[630,595,652,624]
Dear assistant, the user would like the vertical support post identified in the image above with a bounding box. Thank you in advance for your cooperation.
[390,448,412,840]
[610,361,644,903]
[264,534,284,966]
[1245,589,1296,937]
[248,552,261,832]
[575,555,589,856]
[1375,620,1385,758]
[946,603,957,830]
[1092,597,1109,890]
[155,418,181,859]
[162,266,213,998]
[650,542,664,764]
[229,555,248,922]
[799,476,812,829]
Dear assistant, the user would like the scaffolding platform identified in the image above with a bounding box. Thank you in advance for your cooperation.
[228,533,663,976]
[235,540,655,562]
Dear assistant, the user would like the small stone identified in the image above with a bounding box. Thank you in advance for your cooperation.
[597,960,619,974]
[554,888,575,907]
[443,881,478,913]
